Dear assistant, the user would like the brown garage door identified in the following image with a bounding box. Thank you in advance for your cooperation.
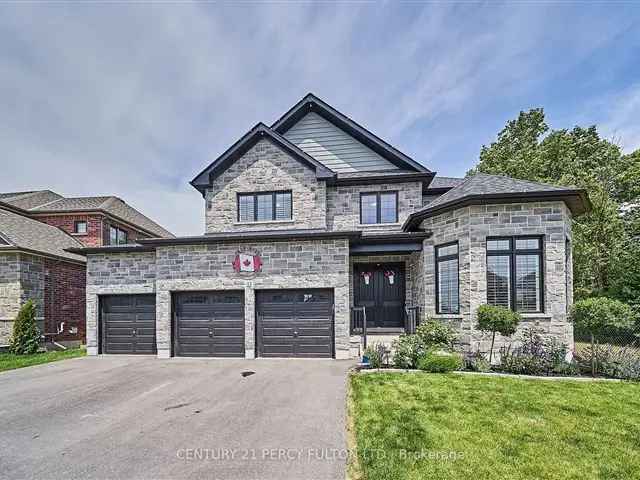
[174,291,245,357]
[101,295,157,354]
[256,289,334,358]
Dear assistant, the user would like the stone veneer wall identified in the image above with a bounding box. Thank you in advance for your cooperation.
[0,253,21,345]
[326,181,422,232]
[0,253,45,345]
[85,239,350,359]
[85,251,157,354]
[205,139,327,233]
[419,201,573,354]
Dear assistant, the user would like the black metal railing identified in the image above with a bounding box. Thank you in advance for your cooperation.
[350,306,368,350]
[404,306,421,334]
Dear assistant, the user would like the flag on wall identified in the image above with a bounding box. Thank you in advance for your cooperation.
[232,252,262,273]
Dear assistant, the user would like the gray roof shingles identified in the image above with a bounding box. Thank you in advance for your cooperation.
[0,191,173,238]
[404,173,587,229]
[0,208,85,262]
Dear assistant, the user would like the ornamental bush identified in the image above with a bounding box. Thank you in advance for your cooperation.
[417,350,464,373]
[363,343,387,369]
[476,304,521,363]
[570,297,635,338]
[9,300,40,355]
[415,319,457,350]
[391,334,424,369]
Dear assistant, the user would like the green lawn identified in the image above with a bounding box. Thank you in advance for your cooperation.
[0,347,86,372]
[349,373,640,480]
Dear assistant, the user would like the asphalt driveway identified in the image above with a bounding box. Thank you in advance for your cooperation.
[0,356,354,480]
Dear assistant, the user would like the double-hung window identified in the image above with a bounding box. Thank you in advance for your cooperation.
[435,242,459,314]
[237,191,292,222]
[108,226,128,245]
[360,191,398,224]
[486,236,543,312]
[74,220,87,234]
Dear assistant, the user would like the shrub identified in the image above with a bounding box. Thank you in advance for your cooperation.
[476,305,521,363]
[464,351,491,373]
[9,300,40,355]
[574,344,640,380]
[570,297,635,338]
[416,319,457,350]
[571,297,636,376]
[391,334,424,369]
[363,343,388,369]
[496,328,573,376]
[418,350,463,373]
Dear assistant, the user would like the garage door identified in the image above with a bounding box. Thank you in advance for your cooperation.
[174,291,245,357]
[256,289,334,358]
[101,295,157,354]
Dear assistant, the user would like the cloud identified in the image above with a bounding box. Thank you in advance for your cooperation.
[597,84,640,153]
[0,3,637,235]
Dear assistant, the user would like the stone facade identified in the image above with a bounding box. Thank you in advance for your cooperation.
[205,139,327,233]
[0,253,45,345]
[326,181,422,232]
[85,239,350,359]
[418,201,573,354]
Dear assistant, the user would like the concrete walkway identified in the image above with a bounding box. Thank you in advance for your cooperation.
[0,355,354,480]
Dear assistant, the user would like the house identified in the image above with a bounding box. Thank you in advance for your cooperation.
[69,93,589,359]
[0,191,173,347]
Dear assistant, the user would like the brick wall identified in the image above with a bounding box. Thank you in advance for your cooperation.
[205,138,327,233]
[32,214,143,247]
[44,259,86,342]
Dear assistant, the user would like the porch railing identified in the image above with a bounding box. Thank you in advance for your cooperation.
[404,306,421,334]
[350,306,421,335]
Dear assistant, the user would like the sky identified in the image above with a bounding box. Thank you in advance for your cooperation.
[1,2,639,236]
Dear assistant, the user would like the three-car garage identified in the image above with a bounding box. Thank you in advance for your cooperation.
[99,289,335,358]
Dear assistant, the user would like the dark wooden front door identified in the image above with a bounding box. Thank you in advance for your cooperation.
[353,263,405,328]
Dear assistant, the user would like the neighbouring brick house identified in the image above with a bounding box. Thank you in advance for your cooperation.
[71,93,589,360]
[0,191,173,347]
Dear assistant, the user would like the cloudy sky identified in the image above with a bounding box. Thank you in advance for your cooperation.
[1,2,639,236]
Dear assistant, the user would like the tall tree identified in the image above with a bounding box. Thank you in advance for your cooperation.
[469,109,640,301]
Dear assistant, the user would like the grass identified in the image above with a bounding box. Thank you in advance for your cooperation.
[0,347,86,372]
[349,372,640,480]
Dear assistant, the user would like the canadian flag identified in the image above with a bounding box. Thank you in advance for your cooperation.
[232,253,262,273]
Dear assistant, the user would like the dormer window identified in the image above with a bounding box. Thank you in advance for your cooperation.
[360,191,398,225]
[238,191,292,223]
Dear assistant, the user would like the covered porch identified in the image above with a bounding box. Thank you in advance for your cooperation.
[347,233,428,357]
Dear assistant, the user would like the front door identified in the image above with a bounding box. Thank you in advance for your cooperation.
[353,263,405,328]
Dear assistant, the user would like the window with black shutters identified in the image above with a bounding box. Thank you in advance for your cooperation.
[237,191,292,222]
[436,242,459,314]
[360,191,398,224]
[486,236,543,313]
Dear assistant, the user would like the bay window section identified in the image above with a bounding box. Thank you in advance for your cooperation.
[435,242,459,314]
[486,236,543,313]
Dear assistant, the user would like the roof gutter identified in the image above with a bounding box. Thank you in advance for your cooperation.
[403,189,591,231]
[1,246,86,265]
[137,230,363,246]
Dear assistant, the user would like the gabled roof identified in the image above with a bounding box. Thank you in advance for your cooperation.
[0,208,85,263]
[403,173,590,230]
[0,190,174,238]
[271,93,431,174]
[190,123,336,196]
[427,176,465,190]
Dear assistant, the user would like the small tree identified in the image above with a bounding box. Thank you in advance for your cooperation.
[476,305,521,363]
[570,297,635,376]
[9,300,40,355]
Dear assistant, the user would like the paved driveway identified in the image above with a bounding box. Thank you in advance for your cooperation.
[0,356,354,480]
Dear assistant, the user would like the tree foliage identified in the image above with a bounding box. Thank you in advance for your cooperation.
[470,108,640,302]
[476,304,521,363]
[10,300,40,355]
